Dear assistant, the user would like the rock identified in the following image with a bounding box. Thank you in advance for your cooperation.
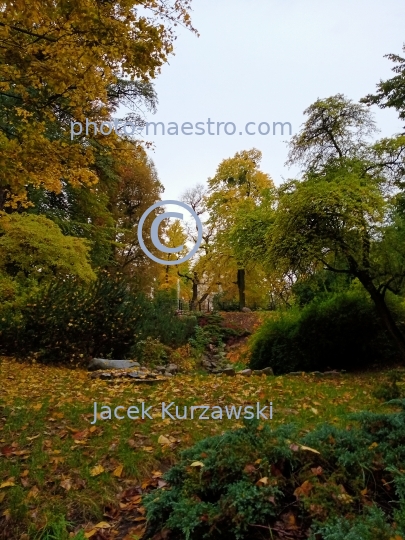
[323,371,341,377]
[201,359,213,368]
[164,372,173,377]
[221,368,236,376]
[155,366,166,374]
[238,369,252,377]
[289,371,304,376]
[88,358,139,371]
[241,307,251,312]
[99,372,112,380]
[128,372,141,379]
[165,363,178,374]
[253,367,274,376]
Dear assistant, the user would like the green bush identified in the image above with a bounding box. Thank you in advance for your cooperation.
[249,290,402,374]
[143,402,405,540]
[0,274,196,363]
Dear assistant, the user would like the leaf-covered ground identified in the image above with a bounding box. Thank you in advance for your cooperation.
[0,356,399,539]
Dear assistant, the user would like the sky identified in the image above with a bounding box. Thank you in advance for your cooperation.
[126,0,405,201]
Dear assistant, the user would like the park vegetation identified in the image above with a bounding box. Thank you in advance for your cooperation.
[1,1,405,538]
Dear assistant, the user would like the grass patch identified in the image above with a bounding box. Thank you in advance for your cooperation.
[0,356,402,538]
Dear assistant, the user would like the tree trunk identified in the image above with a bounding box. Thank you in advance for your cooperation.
[237,268,246,310]
[190,279,198,311]
[357,271,405,360]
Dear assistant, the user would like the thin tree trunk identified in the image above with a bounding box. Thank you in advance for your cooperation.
[237,268,246,310]
[357,271,405,360]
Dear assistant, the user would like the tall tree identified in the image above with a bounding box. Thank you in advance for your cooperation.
[0,0,195,209]
[269,95,405,359]
[206,148,274,309]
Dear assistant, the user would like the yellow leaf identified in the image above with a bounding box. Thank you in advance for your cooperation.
[90,465,105,477]
[369,442,378,449]
[89,426,97,433]
[158,435,171,445]
[95,522,111,529]
[20,470,29,478]
[190,461,204,467]
[84,529,97,538]
[27,486,39,499]
[310,408,318,415]
[32,404,42,411]
[113,465,123,477]
[0,481,15,489]
[256,477,269,485]
[0,493,5,503]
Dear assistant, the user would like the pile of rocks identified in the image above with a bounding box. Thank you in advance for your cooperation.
[217,367,274,377]
[88,358,179,383]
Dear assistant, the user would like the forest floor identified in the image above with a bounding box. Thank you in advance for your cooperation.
[0,352,400,540]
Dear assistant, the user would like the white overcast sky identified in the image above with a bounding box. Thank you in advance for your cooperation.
[130,0,405,201]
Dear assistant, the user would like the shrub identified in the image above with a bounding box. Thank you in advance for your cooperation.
[0,274,196,363]
[143,402,405,540]
[132,337,171,367]
[249,290,402,373]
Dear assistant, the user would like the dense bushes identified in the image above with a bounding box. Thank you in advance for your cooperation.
[249,290,404,374]
[143,402,405,540]
[0,273,196,363]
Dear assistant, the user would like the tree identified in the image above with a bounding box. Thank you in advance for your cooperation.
[0,0,195,209]
[362,44,405,130]
[180,183,214,310]
[206,148,274,309]
[269,95,405,359]
[0,213,96,284]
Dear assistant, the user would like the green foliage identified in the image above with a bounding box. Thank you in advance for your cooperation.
[133,337,171,367]
[372,370,404,401]
[310,506,397,540]
[0,274,196,363]
[0,213,96,283]
[189,312,247,359]
[144,405,405,540]
[30,515,86,540]
[249,290,401,373]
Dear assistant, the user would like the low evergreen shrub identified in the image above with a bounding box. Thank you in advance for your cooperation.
[249,290,402,373]
[143,402,405,540]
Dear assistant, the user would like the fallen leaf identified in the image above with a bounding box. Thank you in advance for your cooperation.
[190,461,204,467]
[95,522,111,529]
[294,480,313,498]
[60,478,72,491]
[256,477,269,486]
[158,435,171,445]
[27,486,39,499]
[90,465,105,477]
[113,465,123,478]
[0,481,15,489]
